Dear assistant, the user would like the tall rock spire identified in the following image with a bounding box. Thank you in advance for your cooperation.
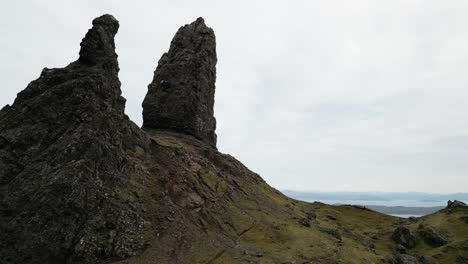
[78,14,119,70]
[142,17,218,148]
[0,15,150,263]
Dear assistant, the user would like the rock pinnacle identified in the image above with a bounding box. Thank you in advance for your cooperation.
[142,17,218,147]
[78,14,119,70]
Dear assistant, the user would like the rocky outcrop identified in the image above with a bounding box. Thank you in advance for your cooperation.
[142,17,217,147]
[447,200,467,209]
[418,227,448,247]
[392,254,427,264]
[319,227,342,240]
[78,14,120,70]
[392,226,417,249]
[307,209,317,219]
[0,14,150,264]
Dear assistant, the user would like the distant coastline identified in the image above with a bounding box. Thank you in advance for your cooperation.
[282,190,468,217]
[361,205,443,216]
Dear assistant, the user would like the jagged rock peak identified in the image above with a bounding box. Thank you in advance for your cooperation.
[10,14,125,114]
[142,17,218,148]
[78,14,119,69]
[0,14,149,263]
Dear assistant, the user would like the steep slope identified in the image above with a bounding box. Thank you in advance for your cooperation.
[0,15,466,264]
[0,15,152,263]
[112,129,468,264]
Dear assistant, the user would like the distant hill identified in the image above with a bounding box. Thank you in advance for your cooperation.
[365,205,444,216]
[282,190,468,204]
[283,190,467,216]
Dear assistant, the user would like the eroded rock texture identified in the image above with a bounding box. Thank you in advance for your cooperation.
[0,15,151,263]
[2,14,467,264]
[142,17,217,148]
[392,226,417,249]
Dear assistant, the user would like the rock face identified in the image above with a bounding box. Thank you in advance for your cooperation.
[0,14,150,264]
[142,17,217,147]
[418,227,448,247]
[392,226,417,249]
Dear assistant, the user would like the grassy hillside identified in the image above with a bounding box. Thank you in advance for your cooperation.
[109,130,467,264]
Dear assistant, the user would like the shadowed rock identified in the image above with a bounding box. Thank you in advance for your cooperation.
[0,14,149,264]
[418,227,448,247]
[447,200,467,209]
[392,226,417,249]
[319,227,342,240]
[78,14,119,70]
[142,17,217,147]
[393,254,426,264]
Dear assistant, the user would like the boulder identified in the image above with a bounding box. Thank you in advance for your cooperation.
[326,215,337,220]
[418,227,448,247]
[306,210,317,220]
[319,227,342,240]
[299,218,311,227]
[392,226,417,249]
[396,244,407,254]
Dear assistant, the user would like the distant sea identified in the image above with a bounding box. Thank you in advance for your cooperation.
[304,199,445,207]
[391,214,422,218]
[300,199,440,218]
[282,190,468,218]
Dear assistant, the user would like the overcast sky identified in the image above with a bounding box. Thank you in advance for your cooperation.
[1,1,468,193]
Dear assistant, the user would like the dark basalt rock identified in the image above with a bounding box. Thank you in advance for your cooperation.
[392,226,417,249]
[392,254,427,264]
[142,17,217,148]
[78,14,120,70]
[299,218,311,227]
[418,227,448,247]
[461,216,468,224]
[396,244,407,254]
[0,14,150,264]
[319,227,342,240]
[326,215,337,221]
[447,200,467,209]
[306,209,317,220]
[456,256,468,264]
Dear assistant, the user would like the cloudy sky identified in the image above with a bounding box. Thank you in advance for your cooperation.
[1,1,468,193]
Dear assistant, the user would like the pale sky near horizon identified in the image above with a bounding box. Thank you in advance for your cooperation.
[1,1,468,193]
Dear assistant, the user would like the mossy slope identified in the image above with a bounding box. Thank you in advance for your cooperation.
[110,130,468,264]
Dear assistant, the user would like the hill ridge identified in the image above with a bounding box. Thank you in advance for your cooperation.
[0,14,466,264]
